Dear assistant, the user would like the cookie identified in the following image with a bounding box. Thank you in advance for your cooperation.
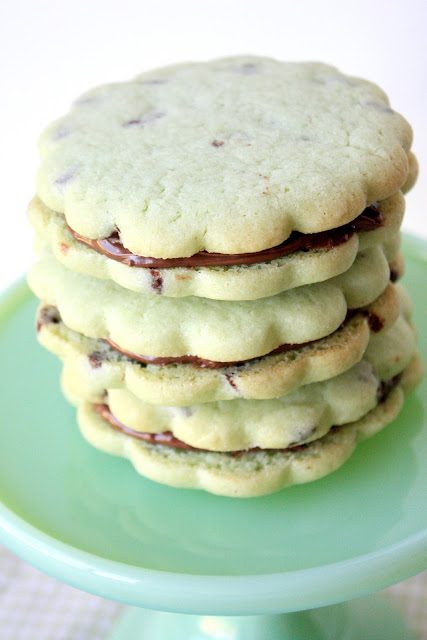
[29,191,403,300]
[61,312,416,453]
[37,282,401,405]
[36,56,413,259]
[28,56,422,498]
[28,247,391,362]
[75,354,423,497]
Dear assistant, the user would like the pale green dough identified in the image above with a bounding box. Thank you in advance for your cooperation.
[28,246,390,361]
[36,56,413,258]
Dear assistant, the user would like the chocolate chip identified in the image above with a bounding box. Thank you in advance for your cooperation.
[88,351,104,369]
[367,313,384,333]
[52,127,70,141]
[123,111,166,127]
[140,78,168,85]
[150,269,163,293]
[233,63,258,75]
[55,169,76,186]
[224,372,238,391]
[212,140,224,147]
[36,306,60,332]
[124,119,142,127]
[390,268,399,283]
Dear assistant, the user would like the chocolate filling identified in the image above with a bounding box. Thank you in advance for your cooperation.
[36,299,391,369]
[94,403,309,456]
[94,373,401,457]
[105,336,312,369]
[104,301,388,368]
[69,205,382,269]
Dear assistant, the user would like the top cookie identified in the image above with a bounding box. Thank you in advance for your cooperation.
[36,56,412,258]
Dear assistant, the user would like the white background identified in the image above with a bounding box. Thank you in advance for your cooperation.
[0,0,426,291]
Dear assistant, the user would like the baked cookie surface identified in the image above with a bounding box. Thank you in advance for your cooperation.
[36,56,413,258]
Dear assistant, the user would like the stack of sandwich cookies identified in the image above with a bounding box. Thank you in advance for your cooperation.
[28,56,423,497]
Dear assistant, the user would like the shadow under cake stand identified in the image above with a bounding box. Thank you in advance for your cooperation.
[0,236,426,639]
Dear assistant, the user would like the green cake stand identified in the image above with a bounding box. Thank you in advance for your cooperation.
[0,236,426,639]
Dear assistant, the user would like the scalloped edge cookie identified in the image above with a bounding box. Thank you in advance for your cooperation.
[75,353,423,497]
[61,315,416,452]
[38,282,402,405]
[36,56,413,258]
[29,192,403,300]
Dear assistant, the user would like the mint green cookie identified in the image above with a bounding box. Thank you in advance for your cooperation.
[36,56,413,258]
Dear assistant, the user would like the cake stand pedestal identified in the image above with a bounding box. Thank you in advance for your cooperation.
[107,597,415,639]
[0,236,426,640]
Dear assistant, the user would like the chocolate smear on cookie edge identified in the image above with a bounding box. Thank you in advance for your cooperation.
[68,205,383,269]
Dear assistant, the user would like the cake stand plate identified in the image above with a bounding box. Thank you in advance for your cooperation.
[0,236,426,639]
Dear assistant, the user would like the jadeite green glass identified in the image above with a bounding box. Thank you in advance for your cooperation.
[0,237,425,636]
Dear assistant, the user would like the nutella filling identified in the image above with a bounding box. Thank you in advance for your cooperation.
[104,302,387,368]
[104,337,311,369]
[94,373,401,456]
[69,205,382,269]
[36,300,391,369]
[94,403,308,456]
